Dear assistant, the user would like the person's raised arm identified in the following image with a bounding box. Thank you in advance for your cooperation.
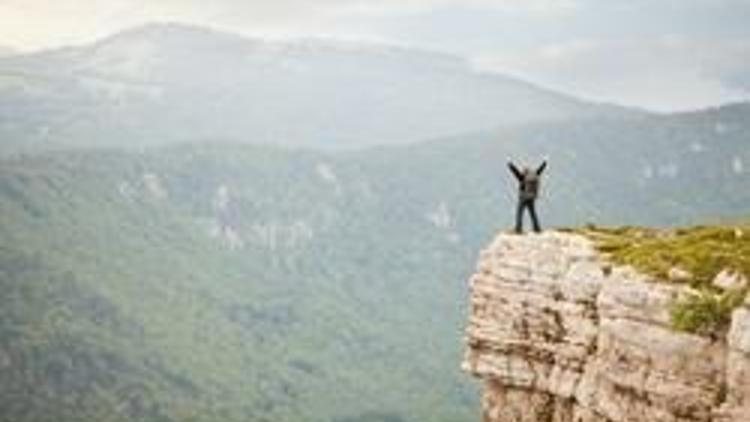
[508,161,523,181]
[536,160,548,176]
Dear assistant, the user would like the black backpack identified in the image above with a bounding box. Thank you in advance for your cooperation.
[520,170,540,199]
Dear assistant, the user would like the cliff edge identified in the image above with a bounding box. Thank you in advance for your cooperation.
[462,231,750,422]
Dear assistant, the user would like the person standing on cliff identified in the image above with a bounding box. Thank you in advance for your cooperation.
[508,160,547,234]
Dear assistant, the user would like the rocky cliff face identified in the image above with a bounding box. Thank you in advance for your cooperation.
[462,232,750,422]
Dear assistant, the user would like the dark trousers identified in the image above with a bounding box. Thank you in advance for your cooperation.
[515,199,541,233]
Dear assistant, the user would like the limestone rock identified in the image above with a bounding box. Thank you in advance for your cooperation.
[463,231,750,422]
[713,269,748,291]
[668,267,693,283]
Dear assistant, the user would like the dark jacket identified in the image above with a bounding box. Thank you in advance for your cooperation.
[508,161,547,201]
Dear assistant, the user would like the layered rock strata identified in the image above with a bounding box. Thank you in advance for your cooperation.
[462,232,750,422]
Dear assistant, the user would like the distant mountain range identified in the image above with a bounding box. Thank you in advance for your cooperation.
[0,23,635,152]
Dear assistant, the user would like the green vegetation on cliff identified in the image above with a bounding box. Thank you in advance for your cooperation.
[578,224,749,336]
[578,225,749,286]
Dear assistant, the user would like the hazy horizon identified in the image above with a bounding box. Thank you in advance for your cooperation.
[2,0,749,112]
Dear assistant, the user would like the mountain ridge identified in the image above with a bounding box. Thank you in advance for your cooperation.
[0,22,639,152]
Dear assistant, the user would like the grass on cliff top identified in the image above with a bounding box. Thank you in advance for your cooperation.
[571,224,750,336]
[573,224,750,288]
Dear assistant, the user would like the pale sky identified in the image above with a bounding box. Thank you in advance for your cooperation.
[1,0,749,111]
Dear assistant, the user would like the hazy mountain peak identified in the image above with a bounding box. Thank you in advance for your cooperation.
[93,22,463,68]
[1,22,638,150]
[95,22,247,47]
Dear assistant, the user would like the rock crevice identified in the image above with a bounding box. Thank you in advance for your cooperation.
[463,232,750,422]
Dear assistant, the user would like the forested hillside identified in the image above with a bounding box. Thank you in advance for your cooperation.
[0,102,748,421]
